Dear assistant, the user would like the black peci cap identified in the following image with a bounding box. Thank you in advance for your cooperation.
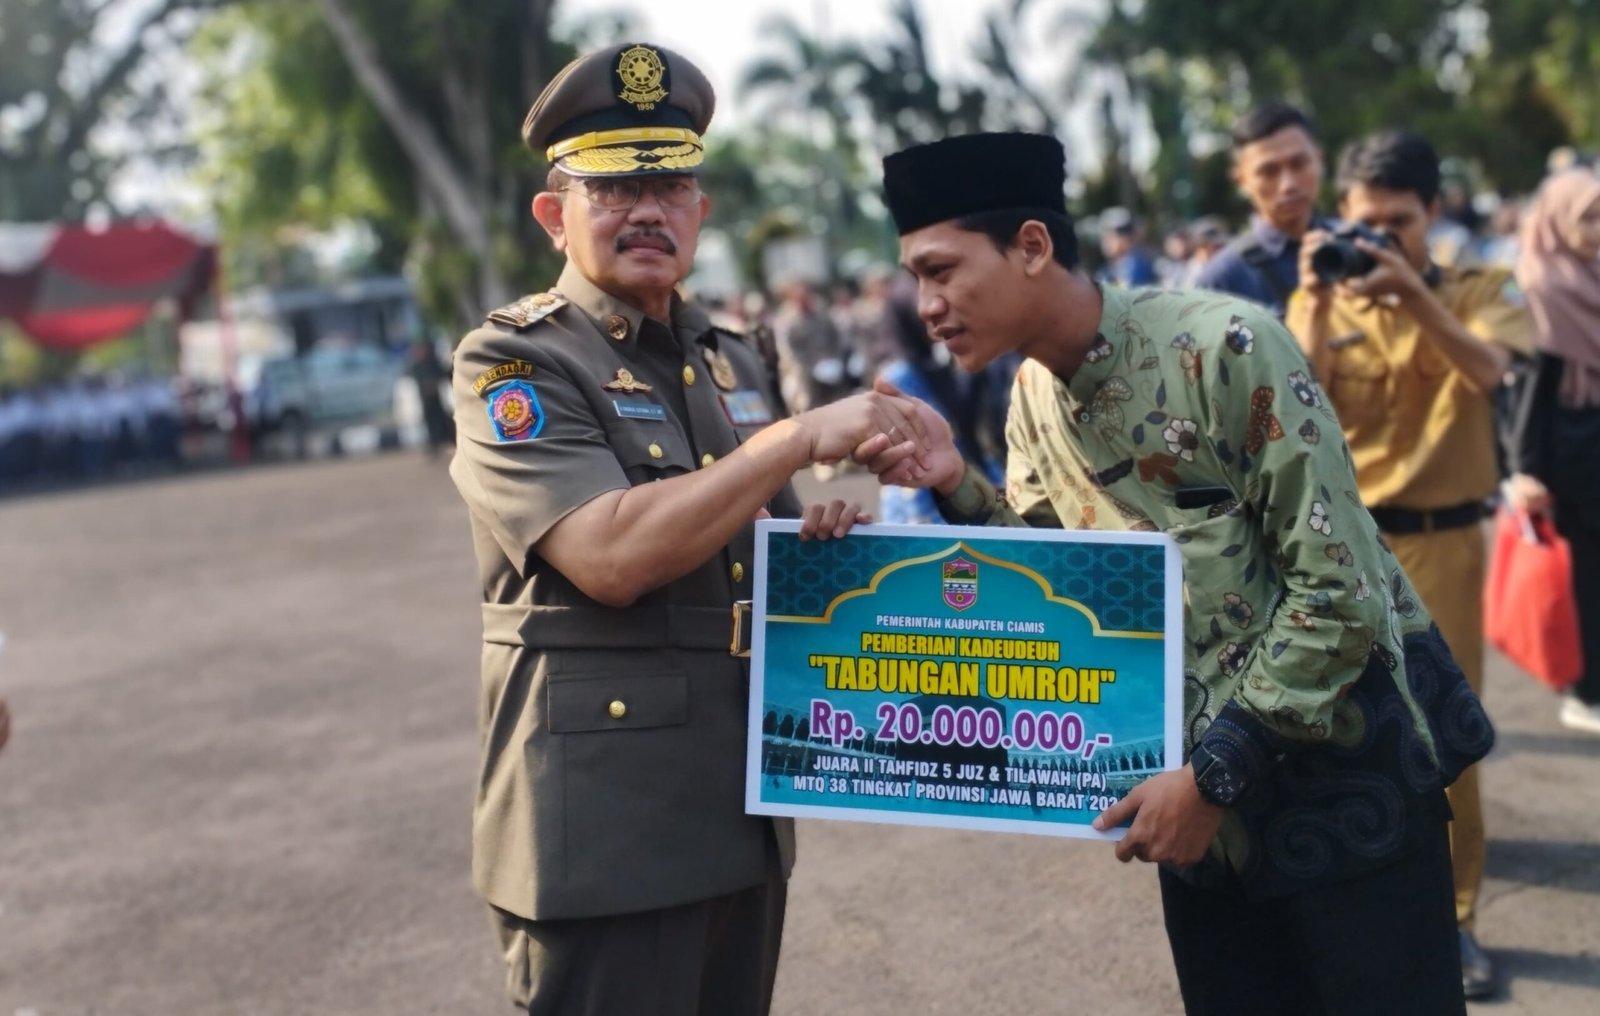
[882,133,1068,235]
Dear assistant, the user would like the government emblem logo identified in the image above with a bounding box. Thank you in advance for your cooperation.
[942,557,978,612]
[615,45,668,110]
[705,347,738,391]
[488,380,543,442]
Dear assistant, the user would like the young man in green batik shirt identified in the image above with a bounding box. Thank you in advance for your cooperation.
[855,132,1492,1016]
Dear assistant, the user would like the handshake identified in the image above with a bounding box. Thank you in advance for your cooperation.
[788,378,968,541]
[802,378,967,492]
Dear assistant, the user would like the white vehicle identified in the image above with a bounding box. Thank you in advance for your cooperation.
[178,276,426,458]
[253,343,404,456]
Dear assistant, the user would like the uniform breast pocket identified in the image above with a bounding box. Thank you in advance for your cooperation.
[1328,352,1390,432]
[610,425,693,484]
[548,671,689,733]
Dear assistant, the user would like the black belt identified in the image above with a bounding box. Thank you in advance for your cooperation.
[1368,502,1486,535]
[481,601,754,657]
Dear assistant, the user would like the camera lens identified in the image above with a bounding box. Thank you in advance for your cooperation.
[1311,239,1376,284]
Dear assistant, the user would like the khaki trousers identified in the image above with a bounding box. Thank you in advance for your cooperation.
[1385,523,1486,931]
[492,845,787,1016]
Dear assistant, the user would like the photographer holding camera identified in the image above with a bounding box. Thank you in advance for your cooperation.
[1287,129,1533,1001]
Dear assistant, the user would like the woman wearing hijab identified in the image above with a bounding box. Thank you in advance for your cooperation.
[1508,168,1600,734]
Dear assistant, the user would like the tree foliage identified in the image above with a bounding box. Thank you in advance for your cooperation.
[1078,0,1598,205]
[179,0,1600,321]
[0,0,221,221]
[194,0,606,327]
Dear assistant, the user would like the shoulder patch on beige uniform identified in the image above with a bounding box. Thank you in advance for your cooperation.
[485,291,567,331]
[472,360,536,397]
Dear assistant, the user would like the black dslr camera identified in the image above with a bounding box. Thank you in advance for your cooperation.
[1310,224,1395,285]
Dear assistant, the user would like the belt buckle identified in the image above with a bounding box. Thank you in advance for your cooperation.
[730,600,753,658]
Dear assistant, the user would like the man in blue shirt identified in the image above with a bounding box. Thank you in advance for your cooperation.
[1095,206,1159,287]
[1197,102,1332,317]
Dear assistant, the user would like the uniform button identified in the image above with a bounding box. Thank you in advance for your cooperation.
[648,443,664,459]
[608,700,627,720]
[682,364,697,386]
[700,452,715,468]
[732,562,745,582]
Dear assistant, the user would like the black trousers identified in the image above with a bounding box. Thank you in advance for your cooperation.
[1554,509,1600,705]
[1159,818,1464,1016]
[494,848,787,1016]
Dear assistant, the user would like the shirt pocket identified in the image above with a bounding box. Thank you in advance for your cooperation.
[608,422,694,484]
[1327,348,1390,432]
[547,670,689,733]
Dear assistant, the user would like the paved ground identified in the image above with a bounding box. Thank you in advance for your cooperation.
[0,453,1596,1015]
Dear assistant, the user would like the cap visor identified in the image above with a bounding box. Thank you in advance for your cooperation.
[556,142,703,177]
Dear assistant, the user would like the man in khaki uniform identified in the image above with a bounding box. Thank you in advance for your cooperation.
[448,43,929,1015]
[1286,129,1533,1001]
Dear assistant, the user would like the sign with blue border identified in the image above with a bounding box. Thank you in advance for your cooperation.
[746,521,1184,841]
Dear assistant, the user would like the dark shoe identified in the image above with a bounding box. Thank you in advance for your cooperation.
[1460,930,1497,1000]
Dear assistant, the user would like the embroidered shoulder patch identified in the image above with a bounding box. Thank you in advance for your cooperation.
[486,291,567,331]
[473,360,535,396]
[487,380,544,442]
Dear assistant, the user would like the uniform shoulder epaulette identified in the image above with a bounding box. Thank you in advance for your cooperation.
[706,313,747,338]
[486,291,567,331]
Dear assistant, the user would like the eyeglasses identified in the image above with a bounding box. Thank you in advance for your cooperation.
[558,175,702,211]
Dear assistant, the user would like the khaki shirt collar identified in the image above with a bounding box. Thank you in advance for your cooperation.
[672,297,717,350]
[556,262,709,352]
[556,262,652,345]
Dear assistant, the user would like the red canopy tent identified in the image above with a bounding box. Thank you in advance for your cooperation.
[0,220,252,461]
[0,221,217,349]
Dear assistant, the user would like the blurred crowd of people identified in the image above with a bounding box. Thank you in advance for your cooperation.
[1085,152,1591,303]
[0,374,184,492]
[703,266,1016,520]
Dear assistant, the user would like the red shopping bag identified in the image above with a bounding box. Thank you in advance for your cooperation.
[1484,507,1584,690]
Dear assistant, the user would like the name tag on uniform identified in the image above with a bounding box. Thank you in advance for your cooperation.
[613,399,668,422]
[721,390,773,427]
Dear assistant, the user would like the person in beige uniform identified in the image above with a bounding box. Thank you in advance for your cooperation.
[1286,129,1532,1000]
[448,43,930,1016]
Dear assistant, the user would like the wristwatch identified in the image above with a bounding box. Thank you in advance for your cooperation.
[1189,740,1248,808]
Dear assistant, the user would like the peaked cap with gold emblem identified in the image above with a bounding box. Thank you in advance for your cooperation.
[522,42,714,177]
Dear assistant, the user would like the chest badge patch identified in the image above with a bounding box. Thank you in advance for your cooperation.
[488,380,544,442]
[704,347,739,391]
[720,390,774,427]
[613,399,668,421]
[602,368,654,394]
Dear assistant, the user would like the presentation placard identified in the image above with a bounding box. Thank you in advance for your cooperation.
[746,522,1184,840]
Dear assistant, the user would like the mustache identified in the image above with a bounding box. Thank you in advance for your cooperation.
[615,229,677,254]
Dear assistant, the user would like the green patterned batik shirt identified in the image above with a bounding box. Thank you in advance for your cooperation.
[936,285,1467,884]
